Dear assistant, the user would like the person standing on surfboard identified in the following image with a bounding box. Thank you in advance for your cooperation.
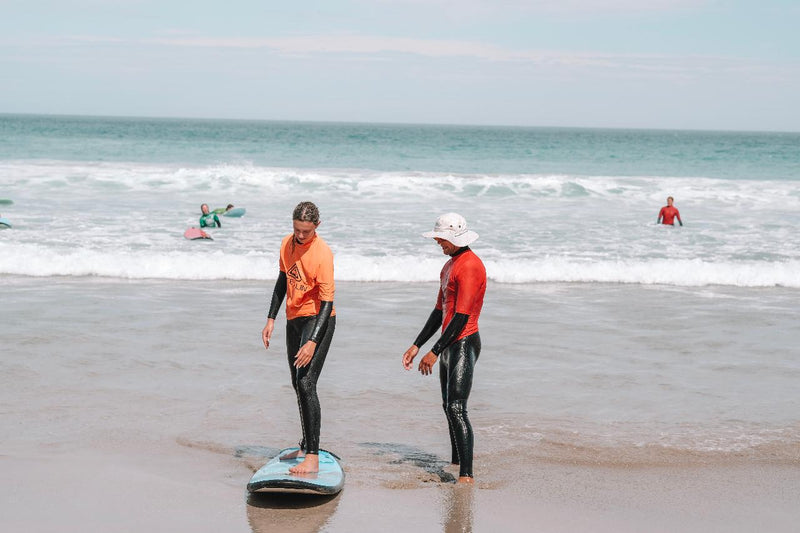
[402,213,486,484]
[261,201,336,474]
[657,196,683,226]
[199,203,221,228]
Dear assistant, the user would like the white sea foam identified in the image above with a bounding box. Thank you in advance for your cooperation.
[2,160,799,287]
[2,242,798,287]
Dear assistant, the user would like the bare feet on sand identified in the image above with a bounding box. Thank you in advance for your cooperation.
[457,476,475,484]
[280,449,305,461]
[289,453,319,474]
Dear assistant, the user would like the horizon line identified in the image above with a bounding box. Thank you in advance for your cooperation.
[1,111,798,135]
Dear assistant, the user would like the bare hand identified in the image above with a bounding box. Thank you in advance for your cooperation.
[261,319,275,350]
[418,351,438,375]
[294,340,317,368]
[402,345,419,370]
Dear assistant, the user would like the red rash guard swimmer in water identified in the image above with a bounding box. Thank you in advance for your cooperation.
[658,206,682,226]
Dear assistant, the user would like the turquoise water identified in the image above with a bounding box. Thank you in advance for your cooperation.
[1,114,798,179]
[1,113,799,286]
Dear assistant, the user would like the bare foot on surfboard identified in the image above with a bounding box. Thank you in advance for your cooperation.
[289,454,319,474]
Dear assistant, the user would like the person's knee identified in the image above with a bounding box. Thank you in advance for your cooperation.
[445,399,468,420]
[296,376,317,398]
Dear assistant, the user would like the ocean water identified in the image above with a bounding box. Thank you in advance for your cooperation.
[1,114,799,467]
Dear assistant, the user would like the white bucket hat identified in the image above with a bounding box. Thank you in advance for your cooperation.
[422,212,479,247]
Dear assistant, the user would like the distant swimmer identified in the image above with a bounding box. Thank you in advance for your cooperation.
[212,204,235,214]
[401,212,486,484]
[199,203,221,228]
[261,201,336,474]
[657,196,683,226]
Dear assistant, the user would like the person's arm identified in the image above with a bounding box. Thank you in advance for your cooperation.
[409,313,470,375]
[657,207,664,224]
[676,209,683,226]
[308,301,333,344]
[214,214,221,228]
[414,308,443,348]
[267,271,287,319]
[430,313,469,355]
[262,271,287,350]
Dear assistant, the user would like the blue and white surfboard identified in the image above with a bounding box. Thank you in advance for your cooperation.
[247,448,344,495]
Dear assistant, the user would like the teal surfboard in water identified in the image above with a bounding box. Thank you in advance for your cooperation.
[0,217,12,229]
[222,207,246,217]
[247,448,344,495]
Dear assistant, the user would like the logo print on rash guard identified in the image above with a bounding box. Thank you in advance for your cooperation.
[287,263,302,282]
[287,263,309,292]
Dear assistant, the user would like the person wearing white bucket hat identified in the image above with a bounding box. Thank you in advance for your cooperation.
[402,212,486,484]
[421,212,479,248]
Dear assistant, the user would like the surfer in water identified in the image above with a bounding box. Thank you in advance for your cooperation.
[199,203,221,228]
[402,213,486,484]
[657,196,683,226]
[261,201,336,474]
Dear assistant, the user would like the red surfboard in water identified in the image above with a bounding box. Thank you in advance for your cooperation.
[183,227,212,240]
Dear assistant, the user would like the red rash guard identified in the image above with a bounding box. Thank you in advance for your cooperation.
[436,249,486,341]
[659,206,681,225]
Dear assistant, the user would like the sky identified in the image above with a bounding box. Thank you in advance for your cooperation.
[1,0,798,131]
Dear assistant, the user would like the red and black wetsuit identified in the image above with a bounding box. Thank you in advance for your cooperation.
[413,246,486,478]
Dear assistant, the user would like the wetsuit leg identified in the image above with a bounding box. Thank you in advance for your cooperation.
[285,315,336,454]
[439,332,480,478]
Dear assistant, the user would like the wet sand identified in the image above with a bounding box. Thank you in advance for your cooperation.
[1,276,798,532]
[3,446,798,532]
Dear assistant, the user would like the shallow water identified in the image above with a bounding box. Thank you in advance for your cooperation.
[3,277,797,476]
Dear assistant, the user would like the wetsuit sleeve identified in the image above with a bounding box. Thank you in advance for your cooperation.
[676,209,683,226]
[657,207,665,224]
[308,300,334,344]
[267,271,287,319]
[413,308,443,348]
[214,214,221,228]
[431,313,469,356]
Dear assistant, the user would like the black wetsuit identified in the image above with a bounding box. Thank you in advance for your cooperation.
[268,271,335,455]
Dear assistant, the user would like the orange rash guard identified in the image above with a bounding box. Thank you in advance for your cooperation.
[279,233,336,320]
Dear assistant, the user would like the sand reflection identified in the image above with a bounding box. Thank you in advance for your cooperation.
[443,484,474,533]
[246,492,341,533]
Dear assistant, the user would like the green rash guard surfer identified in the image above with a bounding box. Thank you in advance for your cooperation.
[212,204,235,215]
[199,203,221,228]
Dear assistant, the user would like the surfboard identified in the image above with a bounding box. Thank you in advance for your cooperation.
[0,217,12,229]
[0,199,13,205]
[183,227,212,240]
[223,207,246,217]
[247,448,344,495]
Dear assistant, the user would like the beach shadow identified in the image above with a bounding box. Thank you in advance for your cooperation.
[246,492,341,533]
[361,442,456,483]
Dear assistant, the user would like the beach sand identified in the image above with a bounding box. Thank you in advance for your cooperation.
[1,277,798,532]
